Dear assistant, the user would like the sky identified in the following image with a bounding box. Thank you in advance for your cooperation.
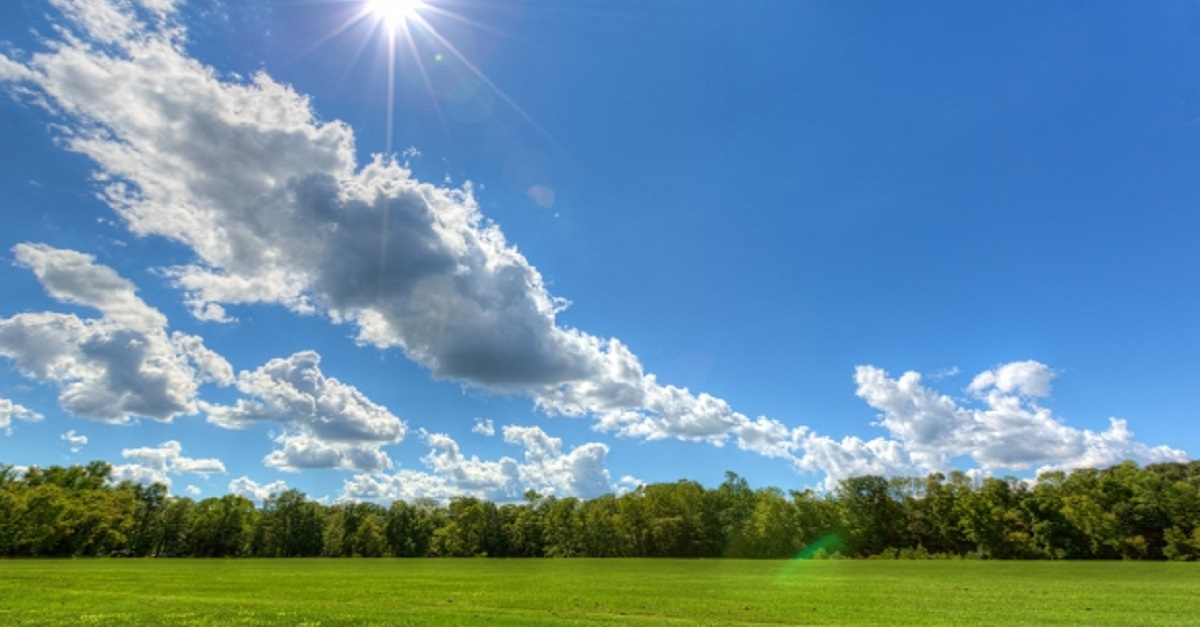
[0,0,1197,504]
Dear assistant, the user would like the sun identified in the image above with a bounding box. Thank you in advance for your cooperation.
[367,0,425,28]
[308,0,553,156]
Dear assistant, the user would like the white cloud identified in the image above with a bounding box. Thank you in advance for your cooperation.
[420,430,522,497]
[854,362,1187,475]
[0,244,233,424]
[733,416,806,460]
[263,432,394,473]
[13,242,167,331]
[928,366,960,381]
[228,476,289,503]
[0,0,785,461]
[968,360,1056,400]
[61,429,88,453]
[341,468,460,503]
[795,432,918,490]
[616,475,643,495]
[204,350,405,472]
[472,418,495,436]
[0,398,42,434]
[0,55,35,82]
[502,425,612,498]
[111,439,226,488]
[342,426,617,502]
[1034,417,1189,477]
[185,484,201,497]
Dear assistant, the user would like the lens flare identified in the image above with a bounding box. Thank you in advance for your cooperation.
[775,534,845,584]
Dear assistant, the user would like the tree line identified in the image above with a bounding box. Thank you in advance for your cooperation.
[1,460,1198,560]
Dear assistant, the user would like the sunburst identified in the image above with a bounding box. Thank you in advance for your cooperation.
[298,0,557,157]
[366,0,426,28]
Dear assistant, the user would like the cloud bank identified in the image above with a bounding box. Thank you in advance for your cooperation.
[343,424,614,501]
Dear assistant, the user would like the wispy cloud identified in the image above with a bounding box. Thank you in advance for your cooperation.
[0,398,42,434]
[61,429,87,453]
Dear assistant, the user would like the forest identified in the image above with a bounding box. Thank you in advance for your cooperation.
[1,460,1198,560]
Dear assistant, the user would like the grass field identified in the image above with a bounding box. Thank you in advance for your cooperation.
[1,559,1196,625]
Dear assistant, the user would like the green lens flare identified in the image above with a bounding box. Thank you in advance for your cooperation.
[775,534,844,584]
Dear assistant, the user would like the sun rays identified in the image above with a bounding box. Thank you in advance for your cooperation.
[366,0,426,28]
[298,0,554,157]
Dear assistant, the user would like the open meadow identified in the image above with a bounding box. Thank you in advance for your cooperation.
[1,559,1196,625]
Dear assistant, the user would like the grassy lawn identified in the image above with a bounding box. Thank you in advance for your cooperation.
[0,558,1196,625]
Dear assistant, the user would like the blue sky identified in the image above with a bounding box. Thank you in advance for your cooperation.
[0,0,1197,503]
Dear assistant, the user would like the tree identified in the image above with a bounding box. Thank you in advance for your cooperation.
[124,482,169,557]
[578,494,626,557]
[711,471,758,557]
[836,475,904,557]
[386,499,436,557]
[738,488,801,558]
[190,495,256,557]
[259,489,325,557]
[157,496,195,557]
[344,503,388,557]
[542,497,583,557]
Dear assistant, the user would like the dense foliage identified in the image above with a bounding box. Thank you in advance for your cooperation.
[2,461,1198,560]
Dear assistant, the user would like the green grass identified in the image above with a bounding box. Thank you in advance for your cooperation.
[0,559,1196,625]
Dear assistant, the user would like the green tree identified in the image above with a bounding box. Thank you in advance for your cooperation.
[258,489,325,557]
[190,495,256,557]
[836,475,903,557]
[711,471,758,557]
[157,496,194,557]
[542,497,583,557]
[386,499,437,557]
[578,494,626,557]
[739,488,802,557]
[124,482,169,557]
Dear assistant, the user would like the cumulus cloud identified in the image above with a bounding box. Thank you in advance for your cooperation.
[341,469,461,504]
[854,362,1187,475]
[472,418,495,436]
[967,360,1056,400]
[794,432,918,490]
[111,439,225,488]
[228,476,289,503]
[0,244,233,423]
[343,425,616,502]
[0,0,783,456]
[204,350,405,472]
[61,429,88,453]
[0,398,42,434]
[503,425,612,498]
